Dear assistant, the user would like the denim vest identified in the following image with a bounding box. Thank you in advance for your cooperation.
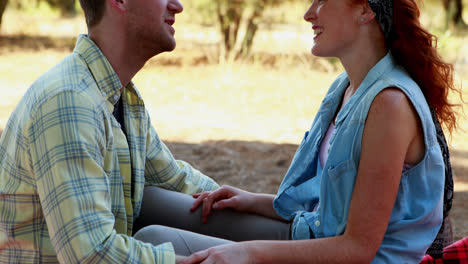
[273,53,444,263]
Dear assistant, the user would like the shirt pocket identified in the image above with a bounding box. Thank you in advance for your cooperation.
[327,159,357,229]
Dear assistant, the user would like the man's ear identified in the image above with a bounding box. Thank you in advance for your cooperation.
[358,2,376,24]
[108,0,127,12]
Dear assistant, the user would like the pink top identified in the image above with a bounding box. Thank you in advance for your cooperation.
[319,122,414,172]
[319,122,335,169]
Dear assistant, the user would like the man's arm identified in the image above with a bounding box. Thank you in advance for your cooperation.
[143,118,219,194]
[29,92,175,264]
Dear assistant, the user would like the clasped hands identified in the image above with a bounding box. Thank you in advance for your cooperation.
[177,186,257,264]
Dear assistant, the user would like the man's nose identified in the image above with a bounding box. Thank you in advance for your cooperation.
[304,3,317,22]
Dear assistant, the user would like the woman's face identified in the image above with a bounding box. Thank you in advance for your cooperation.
[304,0,363,58]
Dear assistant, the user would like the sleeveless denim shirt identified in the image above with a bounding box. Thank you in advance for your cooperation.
[273,53,444,263]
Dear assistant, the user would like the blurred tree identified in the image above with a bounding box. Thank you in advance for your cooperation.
[0,0,75,30]
[0,0,7,30]
[45,0,76,16]
[443,0,467,29]
[216,0,284,62]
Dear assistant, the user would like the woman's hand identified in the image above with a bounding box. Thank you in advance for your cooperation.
[179,243,252,264]
[190,185,256,224]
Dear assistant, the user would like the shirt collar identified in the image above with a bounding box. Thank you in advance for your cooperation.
[335,52,395,125]
[73,34,123,105]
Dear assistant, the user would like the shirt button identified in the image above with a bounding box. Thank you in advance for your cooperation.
[315,220,321,227]
[102,92,107,97]
[113,95,119,101]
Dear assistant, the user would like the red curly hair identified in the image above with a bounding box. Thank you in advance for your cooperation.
[354,0,460,133]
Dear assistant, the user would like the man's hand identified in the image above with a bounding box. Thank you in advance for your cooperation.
[176,255,188,264]
[179,243,252,264]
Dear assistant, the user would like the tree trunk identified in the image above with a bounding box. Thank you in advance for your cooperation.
[237,1,265,60]
[443,0,467,29]
[216,0,243,62]
[0,0,8,31]
[216,0,270,62]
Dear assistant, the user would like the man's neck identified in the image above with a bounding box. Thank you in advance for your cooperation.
[88,27,150,89]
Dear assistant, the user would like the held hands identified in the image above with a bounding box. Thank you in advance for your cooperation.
[190,185,256,224]
[176,255,188,264]
[179,243,252,264]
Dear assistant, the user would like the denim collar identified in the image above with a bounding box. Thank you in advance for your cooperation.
[334,52,395,126]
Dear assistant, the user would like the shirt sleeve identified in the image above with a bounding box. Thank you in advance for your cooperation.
[28,91,175,264]
[291,212,313,240]
[143,117,219,194]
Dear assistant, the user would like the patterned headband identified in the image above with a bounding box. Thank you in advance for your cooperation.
[368,0,393,39]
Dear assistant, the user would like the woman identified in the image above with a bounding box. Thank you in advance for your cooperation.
[134,0,459,262]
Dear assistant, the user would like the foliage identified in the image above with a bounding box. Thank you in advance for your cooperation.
[45,0,76,16]
[181,0,217,25]
[443,0,467,29]
[0,0,76,30]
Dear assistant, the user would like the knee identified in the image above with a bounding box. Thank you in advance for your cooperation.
[134,225,175,245]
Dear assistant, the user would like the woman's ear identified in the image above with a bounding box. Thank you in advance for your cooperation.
[108,0,127,12]
[358,2,376,24]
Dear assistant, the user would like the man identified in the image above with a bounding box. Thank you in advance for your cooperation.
[0,0,218,263]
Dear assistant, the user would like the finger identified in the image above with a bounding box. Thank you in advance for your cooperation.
[200,257,215,264]
[212,197,237,210]
[201,188,233,223]
[191,193,209,212]
[190,197,202,212]
[201,192,224,223]
[180,250,209,264]
[175,255,187,264]
[202,197,213,224]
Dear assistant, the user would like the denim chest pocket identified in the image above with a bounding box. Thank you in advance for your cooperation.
[327,159,356,180]
[326,159,357,227]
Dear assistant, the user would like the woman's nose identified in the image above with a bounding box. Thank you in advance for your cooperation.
[168,0,183,14]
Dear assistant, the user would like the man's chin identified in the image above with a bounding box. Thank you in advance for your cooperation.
[159,45,176,55]
[148,41,176,57]
[168,42,176,52]
[160,39,177,53]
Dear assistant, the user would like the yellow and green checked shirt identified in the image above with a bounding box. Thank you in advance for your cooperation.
[0,35,219,263]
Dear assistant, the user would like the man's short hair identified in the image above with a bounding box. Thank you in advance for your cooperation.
[78,0,106,28]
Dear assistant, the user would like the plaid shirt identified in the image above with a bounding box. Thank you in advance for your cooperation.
[0,35,219,263]
[420,236,468,264]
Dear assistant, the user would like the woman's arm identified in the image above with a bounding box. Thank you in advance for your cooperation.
[183,88,424,264]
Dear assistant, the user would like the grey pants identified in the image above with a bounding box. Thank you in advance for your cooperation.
[133,187,290,256]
